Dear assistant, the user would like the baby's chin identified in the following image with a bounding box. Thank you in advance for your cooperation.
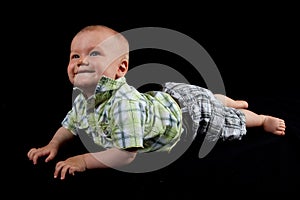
[74,78,97,90]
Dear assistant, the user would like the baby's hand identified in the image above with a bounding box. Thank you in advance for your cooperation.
[27,144,58,164]
[54,155,87,180]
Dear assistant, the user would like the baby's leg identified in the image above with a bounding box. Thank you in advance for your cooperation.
[214,94,248,109]
[240,109,286,136]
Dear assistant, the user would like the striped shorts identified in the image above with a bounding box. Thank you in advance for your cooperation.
[162,82,246,142]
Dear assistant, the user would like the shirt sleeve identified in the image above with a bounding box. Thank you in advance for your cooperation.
[61,108,78,136]
[110,99,145,150]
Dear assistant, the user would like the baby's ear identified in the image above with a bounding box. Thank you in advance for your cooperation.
[117,59,128,77]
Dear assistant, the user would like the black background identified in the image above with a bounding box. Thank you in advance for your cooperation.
[3,3,299,197]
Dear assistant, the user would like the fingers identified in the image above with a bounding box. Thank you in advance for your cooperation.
[27,147,54,165]
[27,148,41,165]
[27,148,36,159]
[54,162,77,180]
[45,154,55,163]
[54,161,68,180]
[29,148,81,180]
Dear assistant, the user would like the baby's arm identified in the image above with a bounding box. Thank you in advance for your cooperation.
[54,148,137,180]
[84,148,137,169]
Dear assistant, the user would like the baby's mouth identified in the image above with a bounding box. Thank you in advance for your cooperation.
[76,70,95,74]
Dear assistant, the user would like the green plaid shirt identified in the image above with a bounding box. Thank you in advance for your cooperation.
[62,76,183,153]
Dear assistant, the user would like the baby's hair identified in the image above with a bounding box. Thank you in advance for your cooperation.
[77,25,129,55]
[79,25,130,61]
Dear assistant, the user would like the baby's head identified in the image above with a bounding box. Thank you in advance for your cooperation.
[67,25,129,95]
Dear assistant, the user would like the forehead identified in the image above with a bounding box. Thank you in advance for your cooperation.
[71,29,114,49]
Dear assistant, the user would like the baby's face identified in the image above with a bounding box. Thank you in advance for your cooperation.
[67,29,127,93]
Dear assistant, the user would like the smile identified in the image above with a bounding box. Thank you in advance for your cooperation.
[76,70,95,74]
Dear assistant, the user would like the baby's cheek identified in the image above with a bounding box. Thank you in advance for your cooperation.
[68,75,74,84]
[67,65,75,84]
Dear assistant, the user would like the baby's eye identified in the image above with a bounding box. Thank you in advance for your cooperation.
[71,54,80,59]
[90,51,101,56]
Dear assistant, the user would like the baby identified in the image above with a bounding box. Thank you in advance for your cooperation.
[27,25,285,180]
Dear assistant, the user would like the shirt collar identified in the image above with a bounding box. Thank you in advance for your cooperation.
[95,76,126,93]
[72,76,126,102]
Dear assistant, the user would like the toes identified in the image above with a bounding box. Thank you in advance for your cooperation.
[279,125,286,129]
[275,130,285,135]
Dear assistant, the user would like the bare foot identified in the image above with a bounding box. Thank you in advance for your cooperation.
[262,115,286,135]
